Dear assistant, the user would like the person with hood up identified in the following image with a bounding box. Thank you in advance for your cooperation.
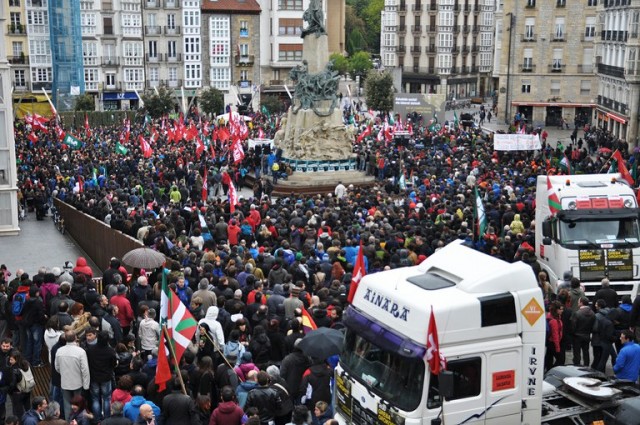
[197,306,225,350]
[123,385,161,422]
[73,257,93,280]
[234,352,259,382]
[268,260,290,288]
[509,214,525,235]
[39,273,59,312]
[209,385,244,425]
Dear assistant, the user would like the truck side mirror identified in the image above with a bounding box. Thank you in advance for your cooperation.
[542,221,552,238]
[438,371,455,400]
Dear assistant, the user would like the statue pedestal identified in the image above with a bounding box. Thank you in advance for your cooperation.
[302,34,329,74]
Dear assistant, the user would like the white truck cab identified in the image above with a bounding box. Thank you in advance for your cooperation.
[335,240,546,424]
[535,174,640,301]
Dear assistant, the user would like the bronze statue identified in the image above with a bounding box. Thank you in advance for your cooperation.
[301,0,326,38]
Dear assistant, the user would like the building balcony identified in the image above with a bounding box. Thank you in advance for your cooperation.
[472,26,479,35]
[521,64,536,72]
[146,53,162,62]
[471,65,479,73]
[473,4,480,13]
[164,79,182,88]
[398,45,406,53]
[235,54,255,65]
[460,66,468,74]
[425,45,436,53]
[146,80,161,88]
[411,4,422,13]
[597,95,628,115]
[453,25,460,34]
[600,30,628,42]
[549,64,566,72]
[598,63,625,78]
[32,82,52,91]
[450,66,459,74]
[428,2,437,11]
[145,0,160,8]
[237,80,252,88]
[13,83,28,92]
[521,34,536,42]
[163,0,179,7]
[8,55,29,65]
[471,45,478,52]
[411,25,422,33]
[144,26,161,36]
[7,24,26,35]
[102,57,119,66]
[164,26,181,35]
[577,64,593,73]
[451,46,459,53]
[166,53,181,62]
[464,3,471,13]
[551,34,565,42]
[398,2,406,12]
[398,25,406,33]
[425,26,436,33]
[403,66,437,75]
[463,25,470,34]
[410,46,421,53]
[83,57,100,66]
[103,82,122,91]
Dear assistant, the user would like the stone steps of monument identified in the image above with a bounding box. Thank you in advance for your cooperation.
[245,171,376,197]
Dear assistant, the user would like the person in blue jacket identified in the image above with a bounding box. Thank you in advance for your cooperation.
[613,330,640,382]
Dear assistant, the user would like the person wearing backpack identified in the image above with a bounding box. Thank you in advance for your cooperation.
[591,298,616,373]
[11,280,30,355]
[8,349,35,418]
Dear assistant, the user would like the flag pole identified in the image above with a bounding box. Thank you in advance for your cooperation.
[201,329,234,370]
[161,325,188,395]
[598,150,617,174]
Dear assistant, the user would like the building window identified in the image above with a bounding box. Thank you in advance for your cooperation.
[557,0,566,7]
[124,68,144,89]
[585,17,596,39]
[278,0,302,11]
[149,67,159,82]
[12,42,22,57]
[81,12,96,35]
[580,80,591,95]
[148,40,157,58]
[278,18,302,36]
[105,73,115,87]
[278,44,302,61]
[587,0,597,5]
[31,67,51,82]
[167,40,177,58]
[184,37,201,61]
[121,13,142,36]
[523,48,533,70]
[427,357,482,409]
[10,12,21,27]
[550,79,561,95]
[168,67,177,82]
[522,80,531,93]
[526,0,535,7]
[103,17,113,34]
[210,67,230,90]
[9,0,20,6]
[438,32,453,48]
[167,14,176,29]
[185,63,201,88]
[239,43,248,56]
[552,48,563,70]
[525,18,535,40]
[13,69,25,87]
[240,70,248,81]
[84,68,98,90]
[240,20,248,37]
[554,18,564,40]
[123,42,143,65]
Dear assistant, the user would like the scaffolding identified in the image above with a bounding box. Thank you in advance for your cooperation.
[48,0,84,112]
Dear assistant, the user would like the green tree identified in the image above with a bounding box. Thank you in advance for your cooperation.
[141,87,174,118]
[362,0,383,52]
[348,51,373,84]
[345,6,367,56]
[329,53,349,76]
[365,70,394,114]
[199,87,225,117]
[261,95,286,114]
[74,94,95,111]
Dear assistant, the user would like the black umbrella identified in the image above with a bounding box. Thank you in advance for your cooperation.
[122,247,166,269]
[297,327,345,359]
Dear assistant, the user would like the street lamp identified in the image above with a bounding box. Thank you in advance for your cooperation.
[504,13,515,125]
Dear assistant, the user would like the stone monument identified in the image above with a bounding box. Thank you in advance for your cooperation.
[274,0,355,162]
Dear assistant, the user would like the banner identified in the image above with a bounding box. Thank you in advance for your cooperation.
[493,134,542,151]
[248,139,274,150]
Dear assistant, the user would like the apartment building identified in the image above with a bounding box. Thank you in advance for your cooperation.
[595,0,640,145]
[380,0,495,98]
[0,0,20,234]
[496,0,597,128]
[6,0,30,93]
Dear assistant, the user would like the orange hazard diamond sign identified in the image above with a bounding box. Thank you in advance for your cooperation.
[522,297,544,326]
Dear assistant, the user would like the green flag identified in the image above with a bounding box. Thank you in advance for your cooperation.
[62,134,82,150]
[454,110,459,128]
[474,186,487,240]
[115,142,128,155]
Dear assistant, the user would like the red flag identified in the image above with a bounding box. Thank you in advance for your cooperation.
[232,140,245,163]
[155,331,171,392]
[77,175,84,193]
[27,132,38,144]
[55,125,66,141]
[84,113,92,137]
[347,242,366,303]
[425,306,446,375]
[139,135,152,158]
[218,127,230,142]
[185,125,198,141]
[612,150,634,185]
[356,126,371,143]
[150,128,160,144]
[195,137,205,159]
[202,168,208,202]
[258,127,265,139]
[228,180,239,213]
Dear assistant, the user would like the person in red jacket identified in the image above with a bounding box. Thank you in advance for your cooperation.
[209,386,244,425]
[73,257,94,280]
[227,219,241,246]
[545,301,564,372]
[110,285,134,336]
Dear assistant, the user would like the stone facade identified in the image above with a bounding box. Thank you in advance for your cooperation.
[497,0,597,129]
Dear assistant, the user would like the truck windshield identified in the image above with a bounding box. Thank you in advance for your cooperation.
[559,217,640,245]
[341,329,425,412]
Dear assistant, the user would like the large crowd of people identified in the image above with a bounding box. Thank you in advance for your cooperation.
[4,101,640,424]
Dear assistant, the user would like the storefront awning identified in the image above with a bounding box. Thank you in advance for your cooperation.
[606,111,627,124]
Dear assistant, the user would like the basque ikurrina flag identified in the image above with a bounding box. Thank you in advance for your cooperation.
[155,271,197,391]
[474,186,487,239]
[547,176,561,215]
